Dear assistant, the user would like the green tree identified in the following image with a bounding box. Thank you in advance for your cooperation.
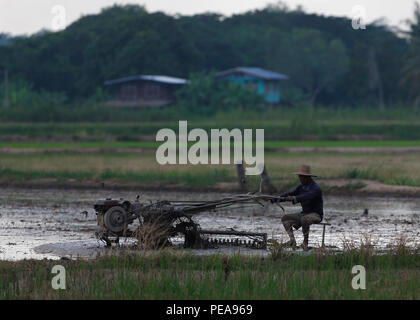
[402,2,420,106]
[0,3,409,107]
[175,72,264,115]
[268,28,349,105]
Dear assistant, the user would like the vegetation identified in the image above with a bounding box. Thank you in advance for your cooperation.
[1,105,420,139]
[269,27,349,104]
[175,73,265,115]
[0,2,419,114]
[0,248,418,299]
[3,139,420,151]
[1,3,419,301]
[402,2,420,107]
[1,149,420,189]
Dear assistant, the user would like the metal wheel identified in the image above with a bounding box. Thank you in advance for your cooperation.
[103,206,128,233]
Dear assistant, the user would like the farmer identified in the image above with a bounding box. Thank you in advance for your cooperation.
[278,165,323,250]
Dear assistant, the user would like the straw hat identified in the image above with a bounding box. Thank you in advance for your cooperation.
[292,165,318,177]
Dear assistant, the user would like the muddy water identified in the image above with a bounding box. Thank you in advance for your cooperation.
[0,187,419,260]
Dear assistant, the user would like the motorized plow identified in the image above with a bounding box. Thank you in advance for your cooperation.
[93,193,286,250]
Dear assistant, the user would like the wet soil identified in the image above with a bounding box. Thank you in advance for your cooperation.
[0,187,419,260]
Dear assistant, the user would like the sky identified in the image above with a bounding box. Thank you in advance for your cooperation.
[0,0,418,36]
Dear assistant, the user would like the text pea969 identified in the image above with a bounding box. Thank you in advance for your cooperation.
[210,304,253,315]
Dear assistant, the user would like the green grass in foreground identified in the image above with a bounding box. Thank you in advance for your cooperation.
[0,250,418,299]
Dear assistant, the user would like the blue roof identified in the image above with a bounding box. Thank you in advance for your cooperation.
[104,75,188,86]
[215,67,289,81]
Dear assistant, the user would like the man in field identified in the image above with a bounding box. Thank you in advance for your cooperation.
[278,165,323,250]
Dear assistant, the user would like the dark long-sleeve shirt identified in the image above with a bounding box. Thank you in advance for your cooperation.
[281,180,323,218]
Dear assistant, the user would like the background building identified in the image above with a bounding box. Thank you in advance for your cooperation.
[215,67,289,104]
[104,75,188,107]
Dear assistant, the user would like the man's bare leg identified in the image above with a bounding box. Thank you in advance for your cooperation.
[300,213,322,250]
[301,224,310,249]
[281,214,301,248]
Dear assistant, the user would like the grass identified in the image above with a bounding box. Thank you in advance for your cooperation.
[0,167,233,187]
[1,110,420,190]
[0,141,160,149]
[0,248,418,299]
[343,168,380,180]
[2,150,420,188]
[3,140,420,150]
[1,116,420,141]
[265,140,420,148]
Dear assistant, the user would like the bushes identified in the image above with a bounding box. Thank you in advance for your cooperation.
[0,79,67,107]
[175,72,265,116]
[0,79,68,122]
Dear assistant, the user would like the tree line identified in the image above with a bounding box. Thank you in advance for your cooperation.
[0,2,420,110]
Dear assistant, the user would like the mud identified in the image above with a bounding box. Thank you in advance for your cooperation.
[0,187,419,260]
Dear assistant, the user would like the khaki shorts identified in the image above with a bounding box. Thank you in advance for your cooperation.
[282,212,322,230]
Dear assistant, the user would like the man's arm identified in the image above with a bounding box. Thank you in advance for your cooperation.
[293,185,321,203]
[280,186,300,198]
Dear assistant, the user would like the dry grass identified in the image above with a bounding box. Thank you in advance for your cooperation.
[386,235,416,255]
[133,222,172,250]
[1,150,420,188]
[264,152,420,182]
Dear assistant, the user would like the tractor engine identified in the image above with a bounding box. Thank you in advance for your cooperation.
[94,198,141,243]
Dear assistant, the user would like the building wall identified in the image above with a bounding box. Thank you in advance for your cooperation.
[107,81,181,107]
[219,74,281,103]
[118,82,175,101]
[263,81,282,104]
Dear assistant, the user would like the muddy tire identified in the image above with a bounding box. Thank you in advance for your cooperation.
[103,206,128,233]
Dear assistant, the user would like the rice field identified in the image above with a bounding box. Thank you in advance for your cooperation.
[1,150,420,188]
[1,116,420,190]
[3,140,420,150]
[1,115,420,141]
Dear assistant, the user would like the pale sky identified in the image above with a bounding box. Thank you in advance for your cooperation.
[0,0,418,36]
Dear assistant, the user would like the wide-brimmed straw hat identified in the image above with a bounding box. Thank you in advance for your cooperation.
[292,165,318,177]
